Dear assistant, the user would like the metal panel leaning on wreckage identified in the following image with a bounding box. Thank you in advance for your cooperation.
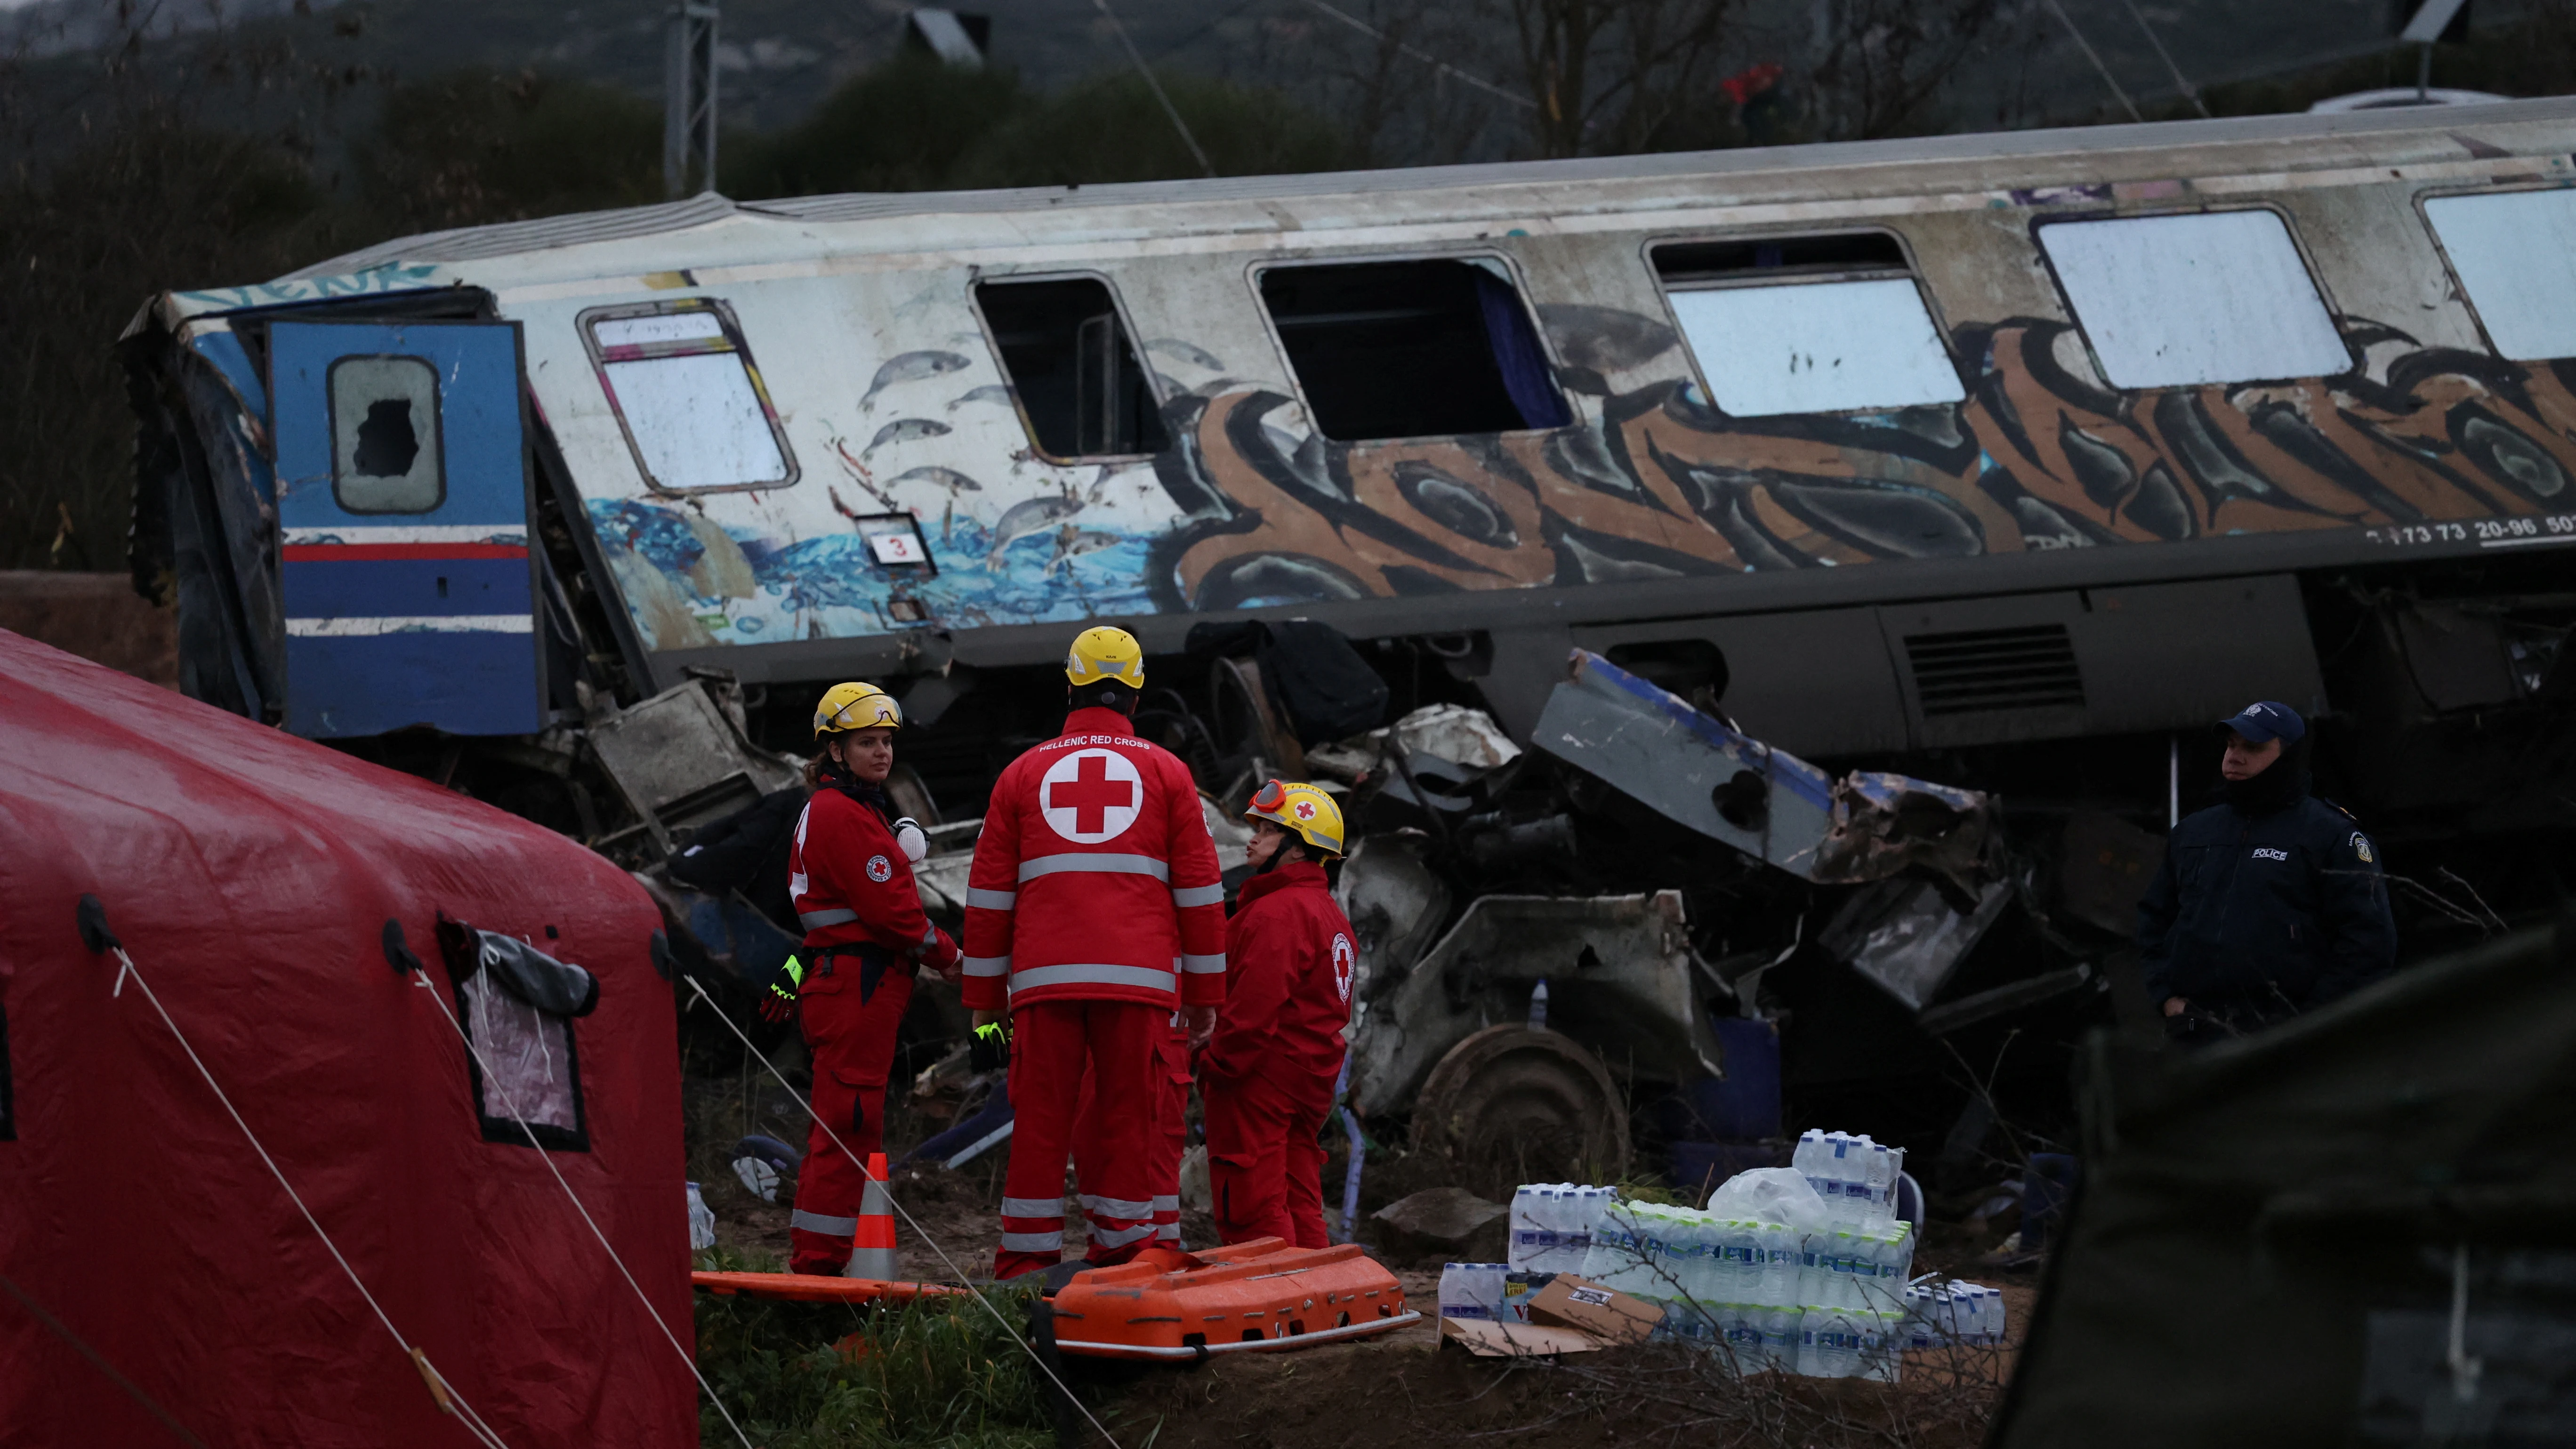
[1525,648,2098,1027]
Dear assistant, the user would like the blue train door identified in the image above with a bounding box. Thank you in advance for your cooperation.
[268,321,542,739]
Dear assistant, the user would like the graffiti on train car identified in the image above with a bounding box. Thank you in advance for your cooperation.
[1160,312,2576,608]
[578,305,2576,649]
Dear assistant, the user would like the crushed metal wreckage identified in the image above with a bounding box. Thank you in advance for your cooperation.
[616,636,2100,1186]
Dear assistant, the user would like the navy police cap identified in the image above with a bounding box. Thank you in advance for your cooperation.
[2218,700,2306,744]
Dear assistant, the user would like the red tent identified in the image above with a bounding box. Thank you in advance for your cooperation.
[0,630,695,1448]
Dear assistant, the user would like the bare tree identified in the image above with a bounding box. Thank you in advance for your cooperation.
[1505,0,1738,158]
[1807,0,2007,142]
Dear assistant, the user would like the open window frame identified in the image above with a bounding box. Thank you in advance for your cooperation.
[967,269,1171,466]
[1642,226,1970,419]
[577,297,801,497]
[1245,249,1573,446]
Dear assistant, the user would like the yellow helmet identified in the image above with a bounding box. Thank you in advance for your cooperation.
[1244,779,1346,858]
[813,681,902,737]
[1065,625,1145,689]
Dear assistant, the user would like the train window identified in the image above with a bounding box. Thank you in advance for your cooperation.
[1651,233,1963,417]
[1256,258,1571,443]
[328,355,446,513]
[580,300,797,493]
[2038,211,2351,388]
[2424,190,2576,361]
[975,276,1168,459]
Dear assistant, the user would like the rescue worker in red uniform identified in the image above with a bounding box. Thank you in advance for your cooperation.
[1199,781,1357,1250]
[963,627,1227,1279]
[775,682,961,1276]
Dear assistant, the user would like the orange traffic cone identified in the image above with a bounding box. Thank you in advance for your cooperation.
[844,1152,900,1281]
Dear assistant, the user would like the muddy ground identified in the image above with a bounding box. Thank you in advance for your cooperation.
[684,1071,2032,1448]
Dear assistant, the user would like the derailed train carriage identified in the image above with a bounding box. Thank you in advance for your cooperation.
[123,99,2576,1176]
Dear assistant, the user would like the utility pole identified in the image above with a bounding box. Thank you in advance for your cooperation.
[2399,0,2470,103]
[664,0,719,198]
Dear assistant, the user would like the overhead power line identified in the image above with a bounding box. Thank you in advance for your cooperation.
[1093,0,1217,177]
[2042,0,2144,123]
[1296,0,1538,110]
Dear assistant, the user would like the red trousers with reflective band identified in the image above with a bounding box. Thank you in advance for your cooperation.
[997,998,1166,1280]
[1204,1071,1332,1250]
[1073,1010,1191,1250]
[789,961,913,1275]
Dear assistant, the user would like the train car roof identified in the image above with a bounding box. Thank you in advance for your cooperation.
[282,97,2576,287]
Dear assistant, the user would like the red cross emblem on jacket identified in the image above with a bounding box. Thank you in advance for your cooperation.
[959,707,1226,1012]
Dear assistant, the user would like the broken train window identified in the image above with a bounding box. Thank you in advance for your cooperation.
[1256,256,1573,443]
[2037,209,2352,389]
[974,275,1170,460]
[581,298,798,494]
[1651,232,1966,418]
[436,920,598,1151]
[329,355,448,514]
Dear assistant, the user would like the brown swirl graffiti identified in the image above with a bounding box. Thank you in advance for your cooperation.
[1153,315,2576,611]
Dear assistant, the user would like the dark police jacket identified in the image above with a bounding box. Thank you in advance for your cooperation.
[2136,788,2397,1014]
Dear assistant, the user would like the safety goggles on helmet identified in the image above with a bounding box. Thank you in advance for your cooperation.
[1242,778,1346,858]
[813,681,902,737]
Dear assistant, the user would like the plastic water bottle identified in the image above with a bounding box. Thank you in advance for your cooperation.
[1508,1185,1537,1269]
[1758,1304,1798,1373]
[686,1182,717,1252]
[1858,1309,1902,1383]
[1758,1222,1795,1305]
[1528,979,1549,1031]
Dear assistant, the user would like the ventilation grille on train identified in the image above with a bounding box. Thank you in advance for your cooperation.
[1903,625,2086,716]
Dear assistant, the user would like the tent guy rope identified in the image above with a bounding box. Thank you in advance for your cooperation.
[684,974,1127,1449]
[84,917,516,1449]
[407,966,758,1449]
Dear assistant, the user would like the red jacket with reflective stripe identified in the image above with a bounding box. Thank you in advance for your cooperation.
[790,783,954,965]
[1201,861,1353,1109]
[961,708,1226,1012]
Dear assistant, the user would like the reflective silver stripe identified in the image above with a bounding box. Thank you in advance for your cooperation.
[962,956,1011,978]
[790,1209,858,1236]
[1151,1195,1180,1214]
[1002,1196,1065,1219]
[1001,1231,1065,1253]
[798,907,859,929]
[966,887,1017,910]
[1089,1222,1158,1250]
[1006,963,1177,996]
[1019,853,1170,884]
[919,923,940,948]
[1170,882,1226,908]
[1155,1224,1181,1242]
[1079,1193,1156,1220]
[1179,952,1226,975]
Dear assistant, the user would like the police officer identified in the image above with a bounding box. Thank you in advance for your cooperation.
[961,626,1227,1279]
[2137,700,2397,1043]
[777,682,961,1275]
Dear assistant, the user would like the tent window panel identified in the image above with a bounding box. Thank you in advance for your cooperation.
[976,277,1169,459]
[1664,276,1964,418]
[328,355,446,514]
[457,972,588,1151]
[583,300,798,493]
[2424,190,2576,361]
[1257,258,1571,443]
[2039,211,2351,388]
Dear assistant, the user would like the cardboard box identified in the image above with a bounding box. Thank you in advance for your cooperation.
[1440,1315,1606,1359]
[1525,1275,1664,1346]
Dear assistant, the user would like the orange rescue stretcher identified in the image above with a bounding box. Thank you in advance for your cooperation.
[688,1238,1417,1360]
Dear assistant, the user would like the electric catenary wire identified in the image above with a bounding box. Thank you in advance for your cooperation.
[98,943,515,1449]
[1093,0,1216,177]
[1296,0,1536,110]
[407,967,757,1449]
[683,975,1127,1449]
